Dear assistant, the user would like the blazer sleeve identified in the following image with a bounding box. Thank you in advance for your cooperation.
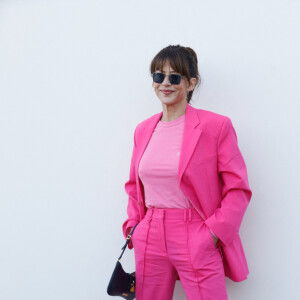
[122,125,140,246]
[204,117,252,246]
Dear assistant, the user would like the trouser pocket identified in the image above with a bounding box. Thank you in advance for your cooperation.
[131,217,148,248]
[188,220,221,269]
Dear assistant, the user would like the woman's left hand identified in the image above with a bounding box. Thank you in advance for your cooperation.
[212,235,219,246]
[209,229,219,245]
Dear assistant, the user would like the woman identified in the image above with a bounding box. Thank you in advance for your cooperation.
[122,45,252,300]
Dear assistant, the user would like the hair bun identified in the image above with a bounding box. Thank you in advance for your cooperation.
[185,47,198,64]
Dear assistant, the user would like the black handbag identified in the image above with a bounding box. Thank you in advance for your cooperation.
[107,224,138,299]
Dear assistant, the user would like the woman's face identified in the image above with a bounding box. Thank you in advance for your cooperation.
[152,60,196,107]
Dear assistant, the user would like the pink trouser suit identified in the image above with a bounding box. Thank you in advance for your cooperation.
[122,103,252,299]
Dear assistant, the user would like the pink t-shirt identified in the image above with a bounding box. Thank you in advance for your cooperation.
[137,112,218,239]
[138,113,193,209]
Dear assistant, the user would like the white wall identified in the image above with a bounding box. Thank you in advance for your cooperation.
[0,0,299,299]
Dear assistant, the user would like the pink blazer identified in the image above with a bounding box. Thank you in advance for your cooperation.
[122,103,252,282]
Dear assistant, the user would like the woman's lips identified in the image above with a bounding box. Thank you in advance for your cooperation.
[161,90,174,95]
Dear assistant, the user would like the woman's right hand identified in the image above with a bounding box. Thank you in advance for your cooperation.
[126,227,134,248]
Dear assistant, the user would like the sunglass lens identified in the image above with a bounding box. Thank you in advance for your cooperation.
[169,74,181,85]
[153,73,164,83]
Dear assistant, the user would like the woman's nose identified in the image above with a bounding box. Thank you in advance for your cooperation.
[162,74,171,85]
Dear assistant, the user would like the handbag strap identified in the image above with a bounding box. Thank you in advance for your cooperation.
[118,223,139,261]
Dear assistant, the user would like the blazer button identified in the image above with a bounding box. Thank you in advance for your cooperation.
[137,201,141,205]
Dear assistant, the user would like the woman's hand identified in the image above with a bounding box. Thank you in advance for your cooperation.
[126,227,134,248]
[212,234,219,246]
[208,228,219,245]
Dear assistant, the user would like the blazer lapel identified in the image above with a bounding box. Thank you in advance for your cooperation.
[135,103,203,202]
[178,104,202,183]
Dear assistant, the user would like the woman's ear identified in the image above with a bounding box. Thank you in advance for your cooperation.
[187,77,197,92]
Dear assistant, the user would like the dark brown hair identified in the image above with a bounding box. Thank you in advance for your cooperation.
[150,45,201,104]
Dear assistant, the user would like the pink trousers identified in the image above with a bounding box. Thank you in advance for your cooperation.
[131,207,228,300]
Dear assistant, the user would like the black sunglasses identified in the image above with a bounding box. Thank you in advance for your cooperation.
[151,72,186,85]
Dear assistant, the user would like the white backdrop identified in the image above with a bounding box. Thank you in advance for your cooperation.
[0,0,299,299]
